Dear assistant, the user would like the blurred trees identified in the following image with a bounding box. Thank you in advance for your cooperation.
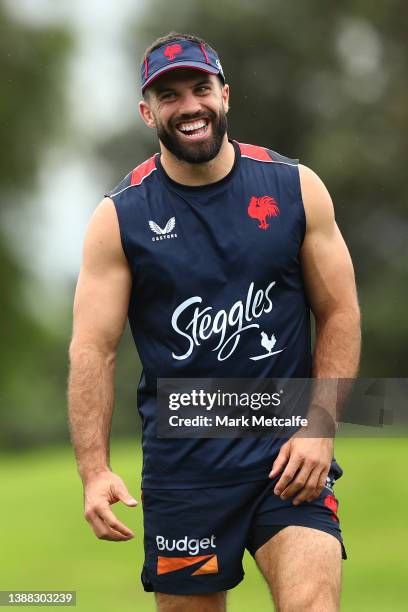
[1,0,407,449]
[102,0,408,376]
[0,4,72,448]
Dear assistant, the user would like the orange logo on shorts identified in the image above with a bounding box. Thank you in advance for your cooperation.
[157,555,218,576]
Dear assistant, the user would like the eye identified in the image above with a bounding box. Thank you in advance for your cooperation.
[160,92,176,101]
[196,85,210,93]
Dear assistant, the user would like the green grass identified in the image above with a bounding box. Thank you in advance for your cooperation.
[1,438,407,611]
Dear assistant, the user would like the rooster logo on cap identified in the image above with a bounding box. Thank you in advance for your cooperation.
[164,44,183,61]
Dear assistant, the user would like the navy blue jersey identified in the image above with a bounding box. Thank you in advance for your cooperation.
[105,139,312,488]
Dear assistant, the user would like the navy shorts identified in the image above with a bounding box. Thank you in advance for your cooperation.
[140,466,346,595]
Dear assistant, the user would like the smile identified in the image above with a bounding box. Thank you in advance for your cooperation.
[176,118,209,138]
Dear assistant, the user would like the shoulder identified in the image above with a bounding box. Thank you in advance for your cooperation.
[83,197,126,266]
[104,152,158,199]
[298,164,335,232]
[235,140,299,166]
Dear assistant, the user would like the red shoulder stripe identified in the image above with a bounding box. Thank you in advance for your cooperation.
[237,142,273,162]
[130,154,157,186]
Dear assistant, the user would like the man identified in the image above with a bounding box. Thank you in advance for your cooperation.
[68,32,361,612]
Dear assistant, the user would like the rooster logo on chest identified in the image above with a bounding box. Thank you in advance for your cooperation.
[250,330,285,361]
[247,195,280,230]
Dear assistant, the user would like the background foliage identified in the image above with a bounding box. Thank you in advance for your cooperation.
[1,0,407,447]
[0,2,407,609]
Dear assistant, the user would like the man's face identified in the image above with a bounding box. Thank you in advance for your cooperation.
[140,69,229,164]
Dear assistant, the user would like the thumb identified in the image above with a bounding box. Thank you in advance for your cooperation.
[115,483,138,506]
[269,443,290,478]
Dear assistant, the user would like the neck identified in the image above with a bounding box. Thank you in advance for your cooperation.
[159,136,235,186]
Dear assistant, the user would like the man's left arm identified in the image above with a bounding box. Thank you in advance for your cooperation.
[269,164,361,504]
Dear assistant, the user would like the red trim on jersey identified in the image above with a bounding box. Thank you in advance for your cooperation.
[130,155,157,186]
[237,142,273,162]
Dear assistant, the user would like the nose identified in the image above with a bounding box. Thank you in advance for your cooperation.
[177,89,203,118]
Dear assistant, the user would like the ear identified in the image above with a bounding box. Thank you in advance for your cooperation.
[139,99,156,129]
[221,83,230,114]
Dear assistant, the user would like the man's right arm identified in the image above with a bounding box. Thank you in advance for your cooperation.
[68,197,137,541]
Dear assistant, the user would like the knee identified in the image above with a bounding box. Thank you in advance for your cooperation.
[276,582,339,612]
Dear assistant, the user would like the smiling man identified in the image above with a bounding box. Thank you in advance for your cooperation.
[68,32,361,612]
[145,72,228,165]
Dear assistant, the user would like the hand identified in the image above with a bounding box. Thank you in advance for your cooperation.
[269,436,333,505]
[83,470,138,541]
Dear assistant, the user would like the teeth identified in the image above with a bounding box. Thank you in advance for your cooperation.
[178,120,207,132]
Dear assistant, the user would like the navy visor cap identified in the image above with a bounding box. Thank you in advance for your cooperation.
[141,39,226,93]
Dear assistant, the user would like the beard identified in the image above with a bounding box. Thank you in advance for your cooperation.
[155,107,228,164]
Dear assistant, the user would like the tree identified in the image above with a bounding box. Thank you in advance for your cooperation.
[0,4,72,447]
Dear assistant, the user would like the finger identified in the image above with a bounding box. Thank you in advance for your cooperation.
[97,505,135,538]
[86,511,132,541]
[269,443,291,479]
[274,455,302,496]
[280,463,313,500]
[292,467,322,505]
[314,468,330,497]
[114,484,138,507]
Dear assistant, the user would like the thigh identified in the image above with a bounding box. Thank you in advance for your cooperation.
[155,591,226,612]
[255,525,342,612]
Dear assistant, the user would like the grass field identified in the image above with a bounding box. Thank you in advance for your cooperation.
[1,438,407,611]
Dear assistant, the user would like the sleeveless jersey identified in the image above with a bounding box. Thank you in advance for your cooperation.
[105,139,312,488]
